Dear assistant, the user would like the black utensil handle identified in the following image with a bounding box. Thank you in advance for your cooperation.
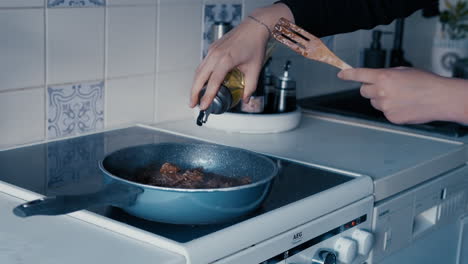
[13,182,143,218]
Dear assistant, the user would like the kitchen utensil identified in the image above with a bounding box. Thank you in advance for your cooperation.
[453,58,468,79]
[363,30,388,68]
[273,60,296,113]
[211,21,232,43]
[272,17,352,70]
[389,18,412,67]
[13,143,277,225]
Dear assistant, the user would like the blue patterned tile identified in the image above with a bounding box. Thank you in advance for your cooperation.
[47,81,104,139]
[48,0,105,8]
[203,3,242,58]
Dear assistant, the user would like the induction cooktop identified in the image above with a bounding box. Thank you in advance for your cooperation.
[299,89,468,137]
[0,126,353,243]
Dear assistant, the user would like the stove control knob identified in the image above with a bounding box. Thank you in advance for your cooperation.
[352,229,374,256]
[334,237,357,263]
[312,250,337,264]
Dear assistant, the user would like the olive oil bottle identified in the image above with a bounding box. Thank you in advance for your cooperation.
[222,68,245,108]
[196,41,276,126]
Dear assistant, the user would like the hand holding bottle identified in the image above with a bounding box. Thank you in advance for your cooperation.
[189,4,294,110]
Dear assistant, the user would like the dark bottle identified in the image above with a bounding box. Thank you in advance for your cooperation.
[389,18,412,67]
[273,60,296,113]
[363,30,387,68]
[262,58,276,114]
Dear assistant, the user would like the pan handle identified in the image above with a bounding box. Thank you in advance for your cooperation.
[13,182,144,218]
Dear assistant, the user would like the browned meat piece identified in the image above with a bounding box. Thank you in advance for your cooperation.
[204,174,252,188]
[133,162,252,189]
[160,162,181,174]
[238,177,252,185]
[182,169,204,182]
[149,171,185,187]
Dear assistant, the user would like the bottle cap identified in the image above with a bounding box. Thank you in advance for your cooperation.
[276,60,296,90]
[197,85,233,126]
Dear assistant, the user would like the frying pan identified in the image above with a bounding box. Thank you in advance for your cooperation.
[13,143,277,225]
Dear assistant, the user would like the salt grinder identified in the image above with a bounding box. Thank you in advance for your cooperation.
[273,60,296,113]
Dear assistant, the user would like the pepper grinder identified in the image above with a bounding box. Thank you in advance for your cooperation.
[210,21,232,43]
[273,60,296,113]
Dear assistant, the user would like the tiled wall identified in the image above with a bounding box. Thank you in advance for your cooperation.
[0,0,437,148]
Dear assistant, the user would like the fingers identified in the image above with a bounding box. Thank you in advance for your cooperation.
[190,60,213,108]
[200,55,235,109]
[338,68,384,84]
[241,64,262,102]
[190,35,235,108]
[369,99,383,111]
[360,84,386,99]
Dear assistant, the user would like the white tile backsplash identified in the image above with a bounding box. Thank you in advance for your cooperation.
[0,9,44,91]
[0,0,43,7]
[202,3,242,58]
[106,75,155,127]
[243,0,275,14]
[0,88,45,147]
[47,0,105,8]
[47,81,104,139]
[107,5,156,78]
[107,0,155,6]
[157,0,203,73]
[155,70,194,122]
[0,0,442,146]
[47,7,105,84]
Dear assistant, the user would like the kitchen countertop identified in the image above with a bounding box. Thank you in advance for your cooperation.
[303,108,468,145]
[0,190,185,264]
[1,113,466,264]
[149,113,467,201]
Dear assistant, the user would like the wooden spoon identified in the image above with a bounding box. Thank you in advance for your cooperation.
[272,17,352,70]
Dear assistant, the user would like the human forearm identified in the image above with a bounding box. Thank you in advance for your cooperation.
[278,0,437,37]
[249,3,294,35]
[440,78,468,124]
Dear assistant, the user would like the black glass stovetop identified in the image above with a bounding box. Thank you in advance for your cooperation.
[0,126,352,243]
[299,89,468,138]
